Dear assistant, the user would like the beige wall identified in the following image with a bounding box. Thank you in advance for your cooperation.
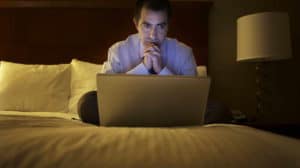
[177,0,299,123]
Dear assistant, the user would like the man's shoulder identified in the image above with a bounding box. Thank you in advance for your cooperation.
[165,37,192,53]
[109,34,139,51]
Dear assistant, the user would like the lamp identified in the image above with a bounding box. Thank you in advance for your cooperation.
[237,12,292,121]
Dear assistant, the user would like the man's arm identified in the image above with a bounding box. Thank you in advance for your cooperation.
[101,40,180,75]
[180,48,197,76]
[101,45,122,74]
[102,43,150,75]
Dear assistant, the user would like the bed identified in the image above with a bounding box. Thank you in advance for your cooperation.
[1,112,300,168]
[0,1,300,168]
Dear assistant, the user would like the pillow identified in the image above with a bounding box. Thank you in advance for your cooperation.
[197,66,207,77]
[0,61,70,112]
[69,59,102,114]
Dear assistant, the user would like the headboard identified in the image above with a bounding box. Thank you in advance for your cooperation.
[0,1,212,65]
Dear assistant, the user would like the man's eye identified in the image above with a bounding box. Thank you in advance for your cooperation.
[143,23,151,29]
[158,24,166,29]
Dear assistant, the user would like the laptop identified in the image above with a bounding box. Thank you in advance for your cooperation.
[96,74,210,127]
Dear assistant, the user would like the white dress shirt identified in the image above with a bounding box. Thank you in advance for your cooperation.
[102,34,197,76]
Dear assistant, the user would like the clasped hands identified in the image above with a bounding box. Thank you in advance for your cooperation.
[142,42,163,74]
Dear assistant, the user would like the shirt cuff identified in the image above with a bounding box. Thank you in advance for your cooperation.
[158,67,174,75]
[126,63,150,75]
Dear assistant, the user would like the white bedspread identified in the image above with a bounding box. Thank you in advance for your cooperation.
[0,112,299,168]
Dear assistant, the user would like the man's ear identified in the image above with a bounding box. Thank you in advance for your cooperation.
[133,18,139,31]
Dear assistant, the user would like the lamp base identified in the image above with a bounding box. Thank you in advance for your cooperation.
[255,62,275,122]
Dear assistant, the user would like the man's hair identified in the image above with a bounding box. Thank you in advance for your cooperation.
[134,0,172,22]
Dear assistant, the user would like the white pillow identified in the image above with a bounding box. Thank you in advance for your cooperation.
[0,61,70,112]
[69,59,102,114]
[197,66,207,77]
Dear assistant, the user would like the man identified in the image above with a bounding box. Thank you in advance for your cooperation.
[78,0,198,125]
[102,0,197,75]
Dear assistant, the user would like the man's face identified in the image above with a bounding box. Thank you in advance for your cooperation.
[134,7,168,47]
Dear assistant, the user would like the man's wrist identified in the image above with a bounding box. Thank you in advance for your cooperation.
[155,67,163,74]
[148,67,157,74]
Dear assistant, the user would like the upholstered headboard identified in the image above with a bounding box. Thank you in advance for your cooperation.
[0,1,212,65]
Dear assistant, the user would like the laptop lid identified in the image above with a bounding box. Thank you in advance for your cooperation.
[97,74,210,127]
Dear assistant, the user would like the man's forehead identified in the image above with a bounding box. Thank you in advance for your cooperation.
[140,8,168,24]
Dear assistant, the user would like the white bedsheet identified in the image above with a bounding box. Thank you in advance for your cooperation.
[0,112,299,168]
[0,111,80,120]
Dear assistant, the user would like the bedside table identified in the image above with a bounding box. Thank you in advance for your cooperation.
[231,111,300,139]
[232,121,300,139]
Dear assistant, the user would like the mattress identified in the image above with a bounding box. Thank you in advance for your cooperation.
[0,111,299,168]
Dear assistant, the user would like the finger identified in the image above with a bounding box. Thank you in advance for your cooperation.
[143,42,153,47]
[144,45,160,53]
[151,56,157,65]
[143,55,152,69]
[150,55,160,65]
[151,55,161,63]
[145,43,160,50]
[151,45,160,52]
[144,47,158,54]
[149,51,161,58]
[144,41,159,48]
[151,56,162,73]
[143,52,154,59]
[148,55,153,63]
[144,48,161,56]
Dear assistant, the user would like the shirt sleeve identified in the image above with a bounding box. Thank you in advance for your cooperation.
[102,42,150,75]
[180,48,197,76]
[101,44,122,74]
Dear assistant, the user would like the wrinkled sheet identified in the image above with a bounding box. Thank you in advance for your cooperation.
[0,112,299,168]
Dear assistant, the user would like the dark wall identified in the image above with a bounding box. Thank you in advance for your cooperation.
[207,0,300,124]
[0,1,211,65]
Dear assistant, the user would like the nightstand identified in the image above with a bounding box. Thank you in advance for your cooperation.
[231,111,300,139]
[232,121,300,139]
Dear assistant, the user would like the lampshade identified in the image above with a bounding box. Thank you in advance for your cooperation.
[237,12,292,62]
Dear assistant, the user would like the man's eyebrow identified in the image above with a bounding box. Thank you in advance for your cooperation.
[142,21,151,25]
[158,22,167,26]
[141,21,167,25]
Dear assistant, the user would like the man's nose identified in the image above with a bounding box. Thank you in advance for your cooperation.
[149,27,158,40]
